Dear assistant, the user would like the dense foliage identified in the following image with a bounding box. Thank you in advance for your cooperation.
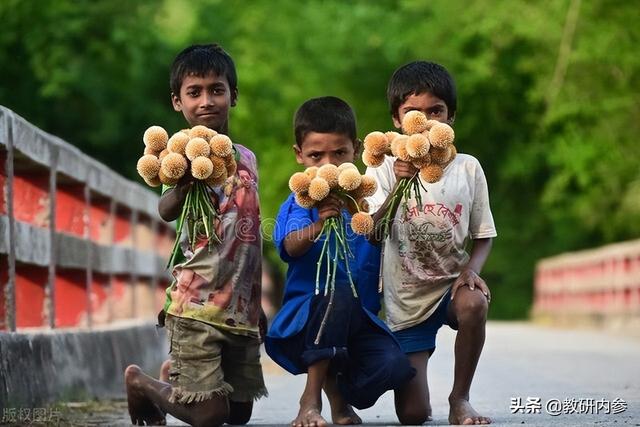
[2,0,638,318]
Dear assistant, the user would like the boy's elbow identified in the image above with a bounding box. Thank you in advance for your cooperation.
[283,243,301,258]
[158,205,177,222]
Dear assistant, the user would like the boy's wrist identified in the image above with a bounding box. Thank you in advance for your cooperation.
[462,266,479,275]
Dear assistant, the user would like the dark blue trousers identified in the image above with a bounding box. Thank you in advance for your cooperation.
[295,285,415,409]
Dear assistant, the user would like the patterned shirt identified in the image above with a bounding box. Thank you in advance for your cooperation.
[164,144,262,338]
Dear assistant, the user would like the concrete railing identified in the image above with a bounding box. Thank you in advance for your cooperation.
[533,239,640,325]
[0,106,174,331]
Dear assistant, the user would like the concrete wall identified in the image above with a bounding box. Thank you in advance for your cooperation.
[0,321,167,408]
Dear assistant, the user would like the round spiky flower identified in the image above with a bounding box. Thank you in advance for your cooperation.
[144,175,162,187]
[143,146,159,156]
[137,155,161,180]
[390,135,408,157]
[425,120,440,131]
[420,164,444,183]
[412,154,432,169]
[338,168,362,191]
[351,212,374,235]
[185,137,211,160]
[317,164,339,188]
[210,135,233,157]
[337,162,358,173]
[295,192,317,209]
[143,126,168,152]
[362,150,385,167]
[289,172,311,193]
[429,123,455,148]
[448,144,457,161]
[224,156,237,177]
[402,111,429,135]
[308,177,330,201]
[158,149,170,161]
[209,155,227,178]
[394,138,411,162]
[158,169,178,186]
[168,132,190,155]
[161,152,188,180]
[438,145,457,169]
[358,175,378,197]
[385,131,401,144]
[430,145,452,165]
[406,134,431,158]
[363,131,390,156]
[189,125,215,141]
[304,166,319,179]
[206,168,228,187]
[191,156,214,180]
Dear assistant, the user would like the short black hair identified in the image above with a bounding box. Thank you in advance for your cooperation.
[170,44,237,96]
[387,61,457,119]
[294,96,357,146]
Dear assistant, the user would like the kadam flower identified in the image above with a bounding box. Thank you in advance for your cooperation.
[143,126,168,152]
[401,111,428,135]
[137,154,161,180]
[185,137,211,160]
[420,164,444,183]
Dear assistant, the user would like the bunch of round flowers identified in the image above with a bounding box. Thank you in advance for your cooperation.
[136,125,238,268]
[362,111,456,184]
[361,111,456,240]
[288,163,377,235]
[137,125,236,188]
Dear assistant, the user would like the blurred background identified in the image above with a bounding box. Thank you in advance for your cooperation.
[1,0,638,320]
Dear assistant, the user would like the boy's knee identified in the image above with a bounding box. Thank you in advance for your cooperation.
[381,351,415,384]
[454,290,488,324]
[191,399,230,427]
[228,401,253,425]
[397,407,429,425]
[193,411,228,427]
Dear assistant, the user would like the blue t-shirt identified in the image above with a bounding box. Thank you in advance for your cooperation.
[266,192,388,374]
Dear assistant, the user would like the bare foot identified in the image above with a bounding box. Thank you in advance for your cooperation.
[125,365,167,426]
[331,403,362,425]
[292,405,328,427]
[448,398,491,425]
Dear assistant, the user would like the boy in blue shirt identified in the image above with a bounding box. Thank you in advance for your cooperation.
[266,96,414,427]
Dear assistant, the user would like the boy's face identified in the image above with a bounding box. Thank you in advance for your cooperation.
[393,91,452,129]
[293,132,358,168]
[171,72,237,131]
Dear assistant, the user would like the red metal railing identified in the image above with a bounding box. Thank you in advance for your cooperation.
[0,106,174,331]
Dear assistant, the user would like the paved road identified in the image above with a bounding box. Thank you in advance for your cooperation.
[50,322,640,426]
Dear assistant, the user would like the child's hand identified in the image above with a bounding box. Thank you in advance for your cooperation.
[175,174,194,198]
[393,159,418,179]
[316,194,343,221]
[450,268,491,302]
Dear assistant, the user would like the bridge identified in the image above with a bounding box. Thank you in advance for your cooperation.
[1,107,638,425]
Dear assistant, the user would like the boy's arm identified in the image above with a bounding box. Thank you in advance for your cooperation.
[158,176,193,222]
[283,195,342,258]
[367,159,417,245]
[450,238,493,301]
